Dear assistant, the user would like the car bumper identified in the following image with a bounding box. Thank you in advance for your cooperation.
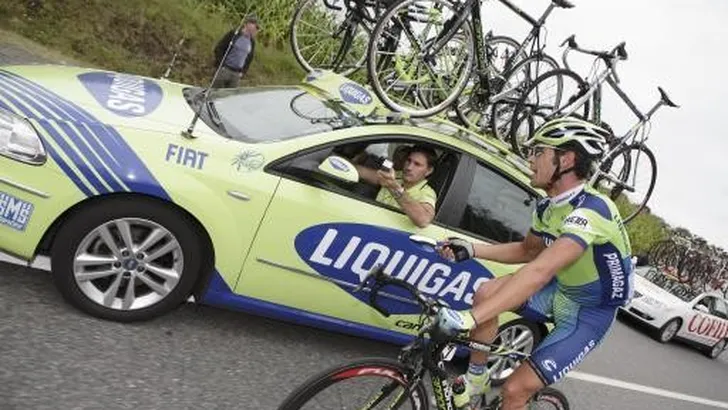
[619,297,670,328]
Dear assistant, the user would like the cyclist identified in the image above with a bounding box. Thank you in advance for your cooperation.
[436,117,633,410]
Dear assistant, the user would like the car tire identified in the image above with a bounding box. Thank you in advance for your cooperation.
[51,196,203,322]
[705,339,727,359]
[488,319,543,386]
[653,318,681,343]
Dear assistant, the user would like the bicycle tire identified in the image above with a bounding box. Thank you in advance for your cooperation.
[290,0,371,76]
[367,0,474,117]
[484,53,560,139]
[277,358,429,410]
[453,35,521,130]
[508,68,590,157]
[530,386,570,409]
[596,143,657,224]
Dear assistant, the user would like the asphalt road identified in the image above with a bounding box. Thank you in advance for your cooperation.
[1,36,727,410]
[1,262,727,410]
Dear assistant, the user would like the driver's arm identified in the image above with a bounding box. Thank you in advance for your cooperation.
[354,164,380,185]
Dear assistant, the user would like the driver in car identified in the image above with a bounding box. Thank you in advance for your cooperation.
[355,144,438,228]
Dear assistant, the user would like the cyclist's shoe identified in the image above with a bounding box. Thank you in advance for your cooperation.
[436,308,476,338]
[452,372,492,409]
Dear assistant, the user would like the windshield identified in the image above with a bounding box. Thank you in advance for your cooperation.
[637,266,699,302]
[186,87,360,142]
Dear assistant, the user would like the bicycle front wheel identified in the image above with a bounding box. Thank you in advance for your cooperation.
[367,0,474,117]
[594,143,657,224]
[290,0,371,76]
[277,358,429,410]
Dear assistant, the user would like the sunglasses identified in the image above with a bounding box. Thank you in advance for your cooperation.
[526,145,564,158]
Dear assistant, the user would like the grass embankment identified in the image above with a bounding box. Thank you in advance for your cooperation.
[0,0,304,86]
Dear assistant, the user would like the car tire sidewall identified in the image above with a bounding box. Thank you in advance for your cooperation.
[51,197,203,322]
[489,318,543,386]
[655,318,681,343]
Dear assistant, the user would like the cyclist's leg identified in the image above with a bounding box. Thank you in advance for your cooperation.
[502,293,617,409]
[468,276,556,365]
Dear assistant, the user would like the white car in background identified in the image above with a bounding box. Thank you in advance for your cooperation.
[619,266,728,359]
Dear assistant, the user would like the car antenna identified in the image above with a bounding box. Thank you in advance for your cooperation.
[181,16,246,139]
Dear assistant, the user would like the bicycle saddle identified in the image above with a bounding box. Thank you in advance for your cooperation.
[552,0,575,8]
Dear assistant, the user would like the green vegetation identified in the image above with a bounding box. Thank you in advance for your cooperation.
[0,0,305,86]
[0,0,722,266]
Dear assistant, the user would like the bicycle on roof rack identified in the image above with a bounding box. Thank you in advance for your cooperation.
[506,35,679,223]
[454,0,574,134]
[365,0,574,119]
[277,235,569,410]
[290,0,395,76]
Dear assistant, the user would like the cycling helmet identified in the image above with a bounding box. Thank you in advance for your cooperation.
[524,116,610,157]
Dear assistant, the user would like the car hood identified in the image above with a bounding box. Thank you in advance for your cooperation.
[0,64,216,137]
[634,274,687,306]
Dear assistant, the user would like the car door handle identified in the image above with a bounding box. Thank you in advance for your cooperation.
[227,190,251,201]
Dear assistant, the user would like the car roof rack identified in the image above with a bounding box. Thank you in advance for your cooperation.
[299,70,533,178]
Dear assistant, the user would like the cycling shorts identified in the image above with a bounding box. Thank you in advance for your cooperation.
[517,278,618,385]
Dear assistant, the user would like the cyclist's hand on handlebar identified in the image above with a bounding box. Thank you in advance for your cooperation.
[436,307,476,338]
[438,238,474,262]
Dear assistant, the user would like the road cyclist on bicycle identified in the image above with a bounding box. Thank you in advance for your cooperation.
[436,116,634,410]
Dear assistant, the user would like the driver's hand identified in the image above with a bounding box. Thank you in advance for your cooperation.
[437,238,474,262]
[376,168,397,190]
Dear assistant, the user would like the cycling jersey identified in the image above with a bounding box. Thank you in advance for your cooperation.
[531,183,633,306]
[520,183,633,385]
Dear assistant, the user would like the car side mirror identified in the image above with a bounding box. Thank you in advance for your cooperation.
[694,304,710,314]
[317,156,359,183]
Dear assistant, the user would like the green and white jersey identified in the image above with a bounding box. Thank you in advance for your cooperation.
[531,184,633,307]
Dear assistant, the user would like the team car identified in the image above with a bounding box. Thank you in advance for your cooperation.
[0,66,543,380]
[619,266,728,359]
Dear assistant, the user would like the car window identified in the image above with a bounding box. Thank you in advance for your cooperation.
[187,87,360,142]
[459,160,537,243]
[712,299,728,319]
[270,137,459,213]
[696,296,715,311]
[640,267,700,302]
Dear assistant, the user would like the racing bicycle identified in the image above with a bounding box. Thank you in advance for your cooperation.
[506,35,679,223]
[365,0,573,118]
[277,235,569,410]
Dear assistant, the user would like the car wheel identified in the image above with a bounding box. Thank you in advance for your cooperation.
[706,339,727,359]
[487,319,542,386]
[654,318,681,343]
[51,197,203,322]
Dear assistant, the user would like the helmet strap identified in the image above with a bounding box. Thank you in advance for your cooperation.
[547,151,575,188]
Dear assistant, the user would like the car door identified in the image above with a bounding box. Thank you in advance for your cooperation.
[235,134,479,336]
[683,296,720,345]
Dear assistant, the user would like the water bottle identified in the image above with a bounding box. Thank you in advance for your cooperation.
[452,375,470,409]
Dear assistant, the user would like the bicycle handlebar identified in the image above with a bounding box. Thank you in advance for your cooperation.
[354,236,446,318]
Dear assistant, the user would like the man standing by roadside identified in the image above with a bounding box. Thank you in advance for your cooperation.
[212,14,260,88]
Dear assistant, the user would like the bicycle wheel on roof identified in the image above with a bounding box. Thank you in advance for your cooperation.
[290,0,372,76]
[367,0,474,117]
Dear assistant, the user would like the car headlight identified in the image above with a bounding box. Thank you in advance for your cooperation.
[642,296,666,308]
[0,110,46,165]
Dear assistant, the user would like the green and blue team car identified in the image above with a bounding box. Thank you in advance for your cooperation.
[0,65,543,380]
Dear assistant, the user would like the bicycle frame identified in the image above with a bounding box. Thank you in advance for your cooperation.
[497,0,560,72]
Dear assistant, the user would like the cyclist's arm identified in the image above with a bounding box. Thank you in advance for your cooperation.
[471,231,546,264]
[471,236,585,324]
